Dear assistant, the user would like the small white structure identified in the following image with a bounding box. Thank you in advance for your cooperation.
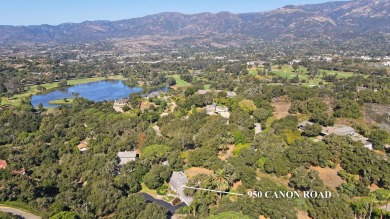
[114,98,129,106]
[255,123,262,135]
[289,59,301,65]
[116,151,137,165]
[226,91,237,98]
[77,143,88,152]
[197,89,223,95]
[363,141,373,150]
[382,61,390,67]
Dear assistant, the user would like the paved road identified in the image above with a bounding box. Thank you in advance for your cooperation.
[0,206,41,219]
[139,193,186,218]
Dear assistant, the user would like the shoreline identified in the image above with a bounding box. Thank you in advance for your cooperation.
[1,75,126,107]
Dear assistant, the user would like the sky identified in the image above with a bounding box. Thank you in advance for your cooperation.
[0,0,342,26]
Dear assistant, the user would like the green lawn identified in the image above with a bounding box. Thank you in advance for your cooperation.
[0,201,42,216]
[1,75,126,106]
[247,69,259,76]
[48,98,74,105]
[171,75,191,87]
[140,183,158,197]
[271,65,355,86]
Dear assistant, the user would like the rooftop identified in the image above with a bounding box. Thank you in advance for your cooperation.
[298,121,313,129]
[169,172,193,205]
[117,151,137,158]
[226,91,237,98]
[321,125,355,136]
[114,98,129,104]
[117,151,137,165]
[0,160,7,169]
[77,143,88,152]
[204,104,230,119]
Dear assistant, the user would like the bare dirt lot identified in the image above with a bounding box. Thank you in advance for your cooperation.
[232,180,242,190]
[140,101,156,112]
[310,165,344,190]
[271,96,291,119]
[297,211,312,219]
[218,144,235,161]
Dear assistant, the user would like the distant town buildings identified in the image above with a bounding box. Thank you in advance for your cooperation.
[382,61,390,67]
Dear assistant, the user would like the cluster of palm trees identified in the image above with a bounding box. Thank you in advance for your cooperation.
[213,169,231,199]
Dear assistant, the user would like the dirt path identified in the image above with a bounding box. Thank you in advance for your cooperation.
[0,206,41,219]
[152,124,163,137]
[169,102,177,112]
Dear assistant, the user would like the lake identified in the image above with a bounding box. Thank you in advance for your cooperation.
[31,80,166,107]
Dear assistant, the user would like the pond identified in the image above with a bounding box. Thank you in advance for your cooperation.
[31,80,166,107]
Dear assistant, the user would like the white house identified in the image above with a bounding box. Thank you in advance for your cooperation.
[114,98,129,106]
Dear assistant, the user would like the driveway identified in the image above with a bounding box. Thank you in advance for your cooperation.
[0,206,41,219]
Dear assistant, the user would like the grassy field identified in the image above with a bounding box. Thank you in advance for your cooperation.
[171,75,191,87]
[1,75,125,106]
[48,98,74,105]
[140,183,158,197]
[271,65,355,86]
[0,201,42,216]
[247,69,259,76]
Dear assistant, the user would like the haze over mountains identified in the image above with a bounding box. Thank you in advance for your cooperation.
[0,0,389,45]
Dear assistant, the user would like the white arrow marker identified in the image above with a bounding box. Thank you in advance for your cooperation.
[182,186,245,196]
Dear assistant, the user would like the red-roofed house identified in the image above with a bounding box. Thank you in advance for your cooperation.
[0,160,7,169]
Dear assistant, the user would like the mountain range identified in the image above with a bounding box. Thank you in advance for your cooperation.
[0,0,389,45]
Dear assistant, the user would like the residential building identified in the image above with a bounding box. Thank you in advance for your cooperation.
[116,151,137,165]
[169,172,193,205]
[0,160,7,169]
[114,98,129,106]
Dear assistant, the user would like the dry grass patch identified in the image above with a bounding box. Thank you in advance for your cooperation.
[218,144,235,161]
[310,165,344,190]
[256,171,290,188]
[271,96,291,119]
[368,184,380,192]
[297,211,312,219]
[323,97,334,114]
[139,101,156,112]
[232,180,242,190]
[184,167,213,178]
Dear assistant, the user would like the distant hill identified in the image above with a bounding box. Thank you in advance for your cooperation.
[0,0,389,45]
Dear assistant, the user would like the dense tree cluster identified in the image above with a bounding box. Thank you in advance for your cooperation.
[0,49,389,219]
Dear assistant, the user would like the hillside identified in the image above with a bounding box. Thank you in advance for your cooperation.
[0,0,389,45]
